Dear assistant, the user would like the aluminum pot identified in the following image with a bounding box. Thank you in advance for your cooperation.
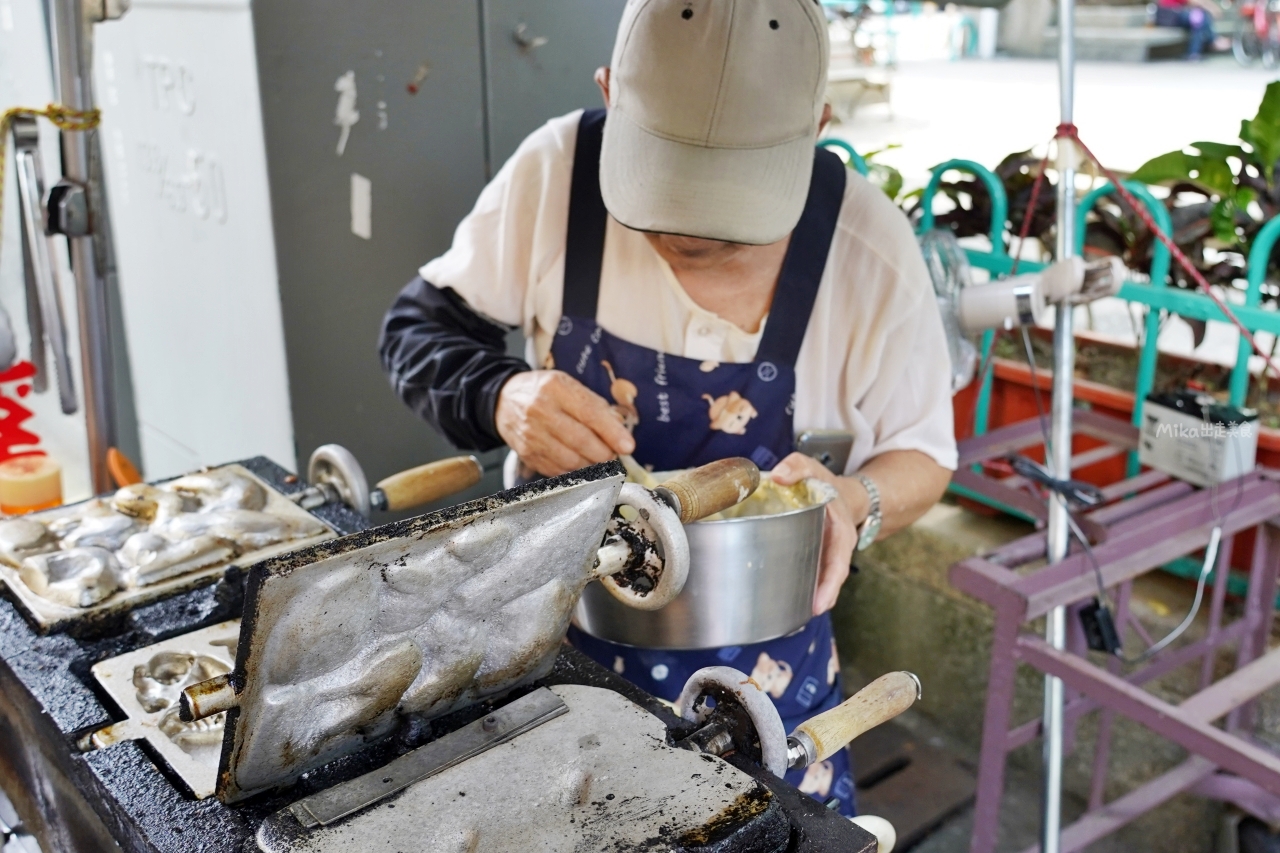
[573,478,836,649]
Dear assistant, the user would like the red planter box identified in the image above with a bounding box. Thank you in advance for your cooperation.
[952,334,1280,572]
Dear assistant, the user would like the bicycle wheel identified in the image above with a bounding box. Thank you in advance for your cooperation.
[1264,8,1280,66]
[1236,24,1262,64]
[1233,32,1254,62]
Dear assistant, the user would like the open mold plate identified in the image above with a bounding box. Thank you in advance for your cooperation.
[209,463,626,803]
[0,464,336,632]
[255,683,786,853]
[88,620,242,798]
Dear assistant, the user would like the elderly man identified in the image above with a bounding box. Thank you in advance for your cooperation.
[380,0,956,814]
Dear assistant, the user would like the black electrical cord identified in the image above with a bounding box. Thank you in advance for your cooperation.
[1018,318,1246,663]
[1013,326,1114,612]
[1021,325,1051,444]
[1007,454,1104,510]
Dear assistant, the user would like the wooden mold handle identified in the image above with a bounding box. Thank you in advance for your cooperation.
[373,456,484,512]
[656,457,761,523]
[795,671,920,763]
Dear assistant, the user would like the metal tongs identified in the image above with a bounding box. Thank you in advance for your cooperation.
[11,116,77,413]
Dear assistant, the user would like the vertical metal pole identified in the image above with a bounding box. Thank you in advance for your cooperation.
[48,0,117,494]
[1042,0,1076,848]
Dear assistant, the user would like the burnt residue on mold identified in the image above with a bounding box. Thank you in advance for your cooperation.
[681,685,766,769]
[675,785,784,852]
[723,749,877,853]
[603,517,661,595]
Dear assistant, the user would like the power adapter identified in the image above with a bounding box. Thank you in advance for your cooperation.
[1079,598,1121,655]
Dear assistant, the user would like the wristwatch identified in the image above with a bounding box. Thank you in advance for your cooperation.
[855,474,881,551]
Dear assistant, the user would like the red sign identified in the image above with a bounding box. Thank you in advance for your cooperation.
[0,361,47,464]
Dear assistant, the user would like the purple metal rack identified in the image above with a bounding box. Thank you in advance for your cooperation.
[950,419,1280,853]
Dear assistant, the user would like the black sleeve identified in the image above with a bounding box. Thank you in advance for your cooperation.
[378,277,530,451]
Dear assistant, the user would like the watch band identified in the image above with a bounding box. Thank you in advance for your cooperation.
[856,473,882,551]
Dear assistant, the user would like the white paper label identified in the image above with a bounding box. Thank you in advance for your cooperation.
[351,172,372,240]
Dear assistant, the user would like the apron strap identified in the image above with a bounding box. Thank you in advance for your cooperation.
[564,107,847,370]
[564,108,609,320]
[755,148,847,369]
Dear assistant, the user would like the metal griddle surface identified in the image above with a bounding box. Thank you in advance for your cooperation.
[0,458,873,853]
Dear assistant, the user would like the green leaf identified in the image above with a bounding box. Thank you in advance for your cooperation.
[862,143,902,161]
[1210,198,1240,246]
[1210,200,1234,245]
[1130,150,1199,185]
[1242,80,1280,181]
[1195,156,1237,197]
[1241,118,1257,150]
[882,167,904,202]
[869,162,905,202]
[1191,141,1245,161]
[1236,185,1257,211]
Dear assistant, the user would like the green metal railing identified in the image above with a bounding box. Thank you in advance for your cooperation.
[1074,181,1173,476]
[918,160,1280,605]
[817,138,870,177]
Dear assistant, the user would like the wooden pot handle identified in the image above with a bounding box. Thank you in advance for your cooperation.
[794,671,920,763]
[654,457,761,523]
[373,456,483,512]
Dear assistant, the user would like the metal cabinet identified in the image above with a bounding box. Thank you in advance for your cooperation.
[91,0,627,509]
[480,0,626,173]
[250,1,494,506]
[263,0,628,511]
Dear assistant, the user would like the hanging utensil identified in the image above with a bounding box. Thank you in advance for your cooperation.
[10,116,77,414]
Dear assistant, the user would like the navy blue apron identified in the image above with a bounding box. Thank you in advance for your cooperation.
[557,109,856,815]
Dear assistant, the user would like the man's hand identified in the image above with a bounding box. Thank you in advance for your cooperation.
[771,453,867,616]
[496,370,636,477]
[772,448,952,615]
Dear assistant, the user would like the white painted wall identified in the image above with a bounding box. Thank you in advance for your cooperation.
[0,0,95,501]
[93,0,296,479]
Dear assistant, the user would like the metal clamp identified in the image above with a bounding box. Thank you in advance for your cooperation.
[46,180,90,236]
[675,666,789,777]
[304,444,370,517]
[85,0,129,21]
[12,116,78,414]
[592,482,689,611]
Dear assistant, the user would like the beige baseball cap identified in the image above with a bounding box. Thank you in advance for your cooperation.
[600,0,830,246]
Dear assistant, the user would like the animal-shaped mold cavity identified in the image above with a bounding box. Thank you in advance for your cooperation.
[261,561,377,685]
[133,651,232,758]
[87,619,242,799]
[0,463,334,630]
[446,517,514,567]
[134,651,232,713]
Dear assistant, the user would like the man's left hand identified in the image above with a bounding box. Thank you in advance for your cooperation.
[771,452,868,616]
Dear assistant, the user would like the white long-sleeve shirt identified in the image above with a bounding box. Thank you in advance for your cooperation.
[420,110,957,474]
